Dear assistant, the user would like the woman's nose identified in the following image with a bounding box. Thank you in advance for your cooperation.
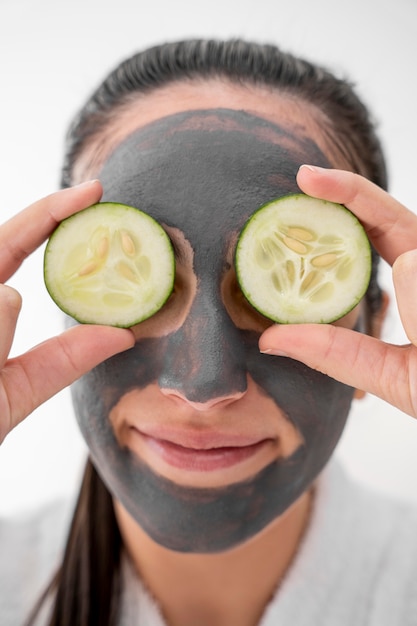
[158,292,247,407]
[159,389,247,411]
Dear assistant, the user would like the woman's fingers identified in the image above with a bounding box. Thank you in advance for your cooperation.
[289,167,417,418]
[0,285,22,366]
[393,249,417,345]
[5,172,413,428]
[296,166,417,266]
[0,179,102,282]
[0,180,135,443]
[0,325,135,443]
[259,324,417,418]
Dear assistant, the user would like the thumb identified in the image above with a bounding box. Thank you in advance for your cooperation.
[259,324,415,417]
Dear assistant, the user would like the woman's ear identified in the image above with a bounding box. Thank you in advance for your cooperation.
[354,290,390,400]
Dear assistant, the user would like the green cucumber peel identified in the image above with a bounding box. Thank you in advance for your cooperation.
[235,194,371,324]
[44,202,175,327]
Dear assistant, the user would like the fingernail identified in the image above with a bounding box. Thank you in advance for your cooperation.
[72,179,100,189]
[299,164,333,176]
[260,348,290,357]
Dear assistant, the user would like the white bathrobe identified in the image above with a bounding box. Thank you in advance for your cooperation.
[2,460,417,625]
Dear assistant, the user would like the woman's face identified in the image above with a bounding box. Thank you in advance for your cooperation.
[71,84,360,553]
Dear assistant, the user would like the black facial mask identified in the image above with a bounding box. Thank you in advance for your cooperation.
[71,109,355,552]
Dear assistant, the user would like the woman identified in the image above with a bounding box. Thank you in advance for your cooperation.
[2,39,417,625]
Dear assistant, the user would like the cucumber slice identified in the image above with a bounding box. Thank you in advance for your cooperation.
[235,194,371,324]
[44,202,175,327]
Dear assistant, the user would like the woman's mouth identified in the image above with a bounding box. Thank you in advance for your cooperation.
[139,433,270,471]
[125,426,279,486]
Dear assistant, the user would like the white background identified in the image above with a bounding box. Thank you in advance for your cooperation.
[1,0,417,516]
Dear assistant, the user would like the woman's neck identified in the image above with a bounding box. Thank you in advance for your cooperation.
[114,488,313,626]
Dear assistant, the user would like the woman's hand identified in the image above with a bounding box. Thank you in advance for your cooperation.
[259,165,417,418]
[0,181,134,444]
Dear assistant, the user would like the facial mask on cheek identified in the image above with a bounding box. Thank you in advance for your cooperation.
[244,329,355,480]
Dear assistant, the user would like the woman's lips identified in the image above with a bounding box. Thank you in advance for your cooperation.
[140,434,270,471]
[130,427,274,472]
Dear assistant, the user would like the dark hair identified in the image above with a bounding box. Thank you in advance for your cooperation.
[30,38,388,626]
[61,39,387,193]
[25,460,122,626]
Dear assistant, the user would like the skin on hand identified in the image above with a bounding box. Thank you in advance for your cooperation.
[0,180,135,444]
[259,165,417,418]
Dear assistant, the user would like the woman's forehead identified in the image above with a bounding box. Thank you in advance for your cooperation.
[98,109,330,245]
